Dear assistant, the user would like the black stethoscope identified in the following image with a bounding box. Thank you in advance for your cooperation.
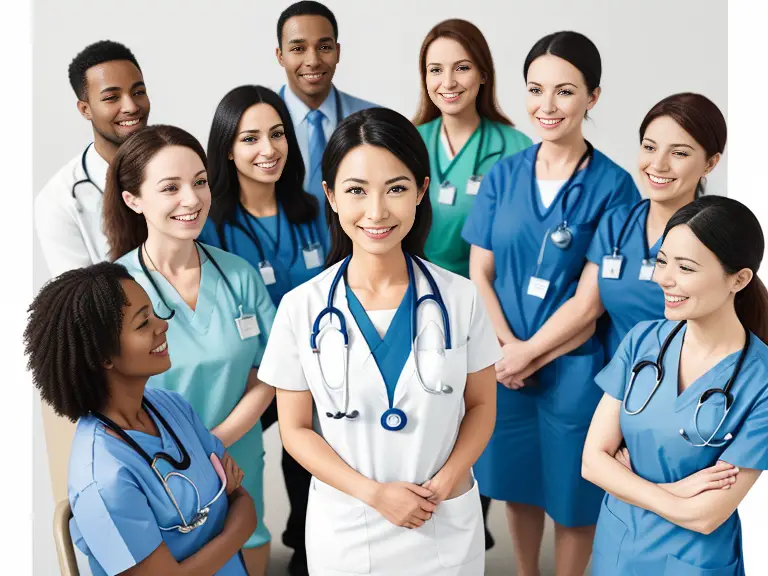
[93,398,226,533]
[624,320,751,448]
[602,199,655,281]
[71,143,104,213]
[531,140,595,250]
[138,240,241,321]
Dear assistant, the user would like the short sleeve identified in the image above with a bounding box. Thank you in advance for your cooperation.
[461,162,500,250]
[241,261,277,367]
[720,389,768,470]
[197,219,223,249]
[165,389,225,459]
[258,295,310,391]
[71,477,163,575]
[466,283,502,373]
[594,327,635,400]
[586,211,614,265]
[607,171,641,211]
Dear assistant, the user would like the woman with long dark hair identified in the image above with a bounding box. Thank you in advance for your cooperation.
[103,124,277,575]
[583,195,768,575]
[257,107,500,575]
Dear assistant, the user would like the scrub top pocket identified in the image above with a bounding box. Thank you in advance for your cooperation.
[592,502,629,573]
[433,479,484,568]
[663,553,740,576]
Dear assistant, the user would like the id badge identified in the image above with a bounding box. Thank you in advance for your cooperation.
[638,259,655,281]
[235,308,261,340]
[527,276,550,299]
[259,261,276,286]
[303,243,323,269]
[601,254,624,280]
[466,175,483,196]
[438,181,457,205]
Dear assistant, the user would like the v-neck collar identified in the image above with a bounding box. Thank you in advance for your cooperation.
[529,143,593,222]
[434,117,483,183]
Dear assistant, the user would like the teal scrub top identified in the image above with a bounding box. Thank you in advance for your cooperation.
[117,243,276,547]
[592,320,768,575]
[418,117,531,278]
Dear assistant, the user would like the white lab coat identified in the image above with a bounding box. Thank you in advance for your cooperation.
[34,144,110,277]
[258,258,501,576]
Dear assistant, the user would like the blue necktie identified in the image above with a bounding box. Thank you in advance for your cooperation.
[307,109,327,206]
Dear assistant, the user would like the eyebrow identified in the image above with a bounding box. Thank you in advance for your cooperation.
[157,169,207,185]
[100,81,145,95]
[288,36,334,44]
[342,175,412,185]
[526,81,579,89]
[426,59,473,67]
[643,138,695,150]
[132,304,149,320]
[657,250,701,266]
[238,123,284,136]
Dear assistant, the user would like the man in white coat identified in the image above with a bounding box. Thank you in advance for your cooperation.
[35,40,150,276]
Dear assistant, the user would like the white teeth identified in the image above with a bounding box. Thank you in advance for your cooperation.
[363,227,393,235]
[649,174,675,184]
[539,118,562,125]
[302,73,324,79]
[665,295,688,303]
[171,211,199,222]
[118,119,140,126]
[151,341,167,354]
[441,92,460,99]
[256,160,278,169]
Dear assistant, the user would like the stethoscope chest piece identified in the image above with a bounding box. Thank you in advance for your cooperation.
[381,408,407,432]
[550,222,573,250]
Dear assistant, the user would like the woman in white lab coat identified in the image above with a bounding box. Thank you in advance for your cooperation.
[257,107,500,575]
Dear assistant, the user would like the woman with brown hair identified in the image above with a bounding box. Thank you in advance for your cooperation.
[414,19,531,280]
[103,124,277,576]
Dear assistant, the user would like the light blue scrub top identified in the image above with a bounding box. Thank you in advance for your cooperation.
[592,320,768,576]
[198,204,329,306]
[68,388,248,576]
[117,243,276,548]
[587,200,665,358]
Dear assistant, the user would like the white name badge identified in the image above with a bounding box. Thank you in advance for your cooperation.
[602,254,624,280]
[466,175,483,196]
[259,261,276,286]
[639,259,655,281]
[235,309,261,340]
[303,243,323,269]
[438,182,457,205]
[527,276,550,299]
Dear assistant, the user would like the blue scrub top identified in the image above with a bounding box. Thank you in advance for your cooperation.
[592,320,768,575]
[587,201,665,358]
[198,205,328,306]
[462,144,641,340]
[68,388,248,576]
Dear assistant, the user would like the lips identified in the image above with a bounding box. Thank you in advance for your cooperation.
[439,92,462,102]
[116,117,143,128]
[255,159,279,171]
[647,173,676,186]
[359,226,396,240]
[150,340,168,356]
[170,210,200,223]
[537,117,563,128]
[300,72,326,82]
[664,293,689,308]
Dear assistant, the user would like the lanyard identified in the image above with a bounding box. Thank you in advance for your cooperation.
[241,203,282,263]
[612,199,651,261]
[434,118,484,184]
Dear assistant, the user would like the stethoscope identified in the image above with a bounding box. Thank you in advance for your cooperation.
[434,117,507,188]
[310,254,453,432]
[93,398,226,533]
[531,140,595,251]
[138,240,242,321]
[602,199,656,281]
[71,143,104,213]
[611,199,651,261]
[623,320,751,448]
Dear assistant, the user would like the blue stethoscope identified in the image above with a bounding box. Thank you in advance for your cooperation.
[310,254,452,432]
[531,140,594,250]
[434,117,507,189]
[71,143,104,213]
[138,240,243,321]
[624,320,751,448]
[602,199,656,281]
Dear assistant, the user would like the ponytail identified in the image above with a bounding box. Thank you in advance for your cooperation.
[736,275,768,344]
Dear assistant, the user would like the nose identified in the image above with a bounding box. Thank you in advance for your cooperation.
[442,70,457,89]
[121,93,140,115]
[305,47,320,67]
[541,93,557,114]
[650,151,670,173]
[366,192,389,222]
[154,316,169,334]
[653,263,675,289]
[180,182,201,207]
[258,137,276,158]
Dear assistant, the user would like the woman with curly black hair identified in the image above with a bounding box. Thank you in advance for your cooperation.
[25,262,254,575]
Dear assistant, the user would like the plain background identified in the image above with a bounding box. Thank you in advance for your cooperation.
[32,0,727,574]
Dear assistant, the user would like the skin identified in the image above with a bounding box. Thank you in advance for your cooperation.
[273,143,496,534]
[582,224,758,547]
[78,60,150,164]
[468,53,601,576]
[231,103,288,218]
[121,147,274,575]
[425,37,484,153]
[99,279,256,576]
[276,14,339,110]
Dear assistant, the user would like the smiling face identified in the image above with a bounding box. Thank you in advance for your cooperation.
[230,103,288,186]
[525,54,598,142]
[324,144,427,257]
[654,225,752,321]
[277,14,339,102]
[425,37,484,118]
[121,145,211,242]
[79,59,150,147]
[107,278,171,378]
[639,115,720,205]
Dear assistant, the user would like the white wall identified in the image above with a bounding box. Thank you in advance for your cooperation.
[32,0,727,573]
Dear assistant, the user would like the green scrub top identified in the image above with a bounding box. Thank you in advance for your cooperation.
[418,117,532,277]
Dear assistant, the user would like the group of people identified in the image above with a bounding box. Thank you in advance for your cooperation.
[27,2,768,575]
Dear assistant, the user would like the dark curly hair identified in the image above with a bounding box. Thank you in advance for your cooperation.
[68,40,142,101]
[24,262,134,421]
